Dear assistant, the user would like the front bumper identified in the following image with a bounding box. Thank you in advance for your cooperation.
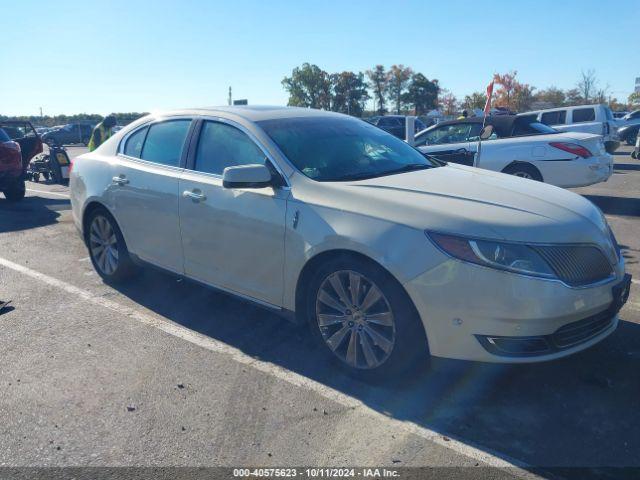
[403,256,627,363]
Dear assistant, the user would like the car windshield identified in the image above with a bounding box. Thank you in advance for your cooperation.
[513,121,558,136]
[258,116,439,182]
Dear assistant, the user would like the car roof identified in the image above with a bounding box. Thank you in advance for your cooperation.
[156,105,347,122]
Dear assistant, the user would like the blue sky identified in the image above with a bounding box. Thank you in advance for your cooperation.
[1,0,637,116]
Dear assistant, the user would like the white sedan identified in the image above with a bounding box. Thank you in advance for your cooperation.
[70,107,630,377]
[415,116,613,188]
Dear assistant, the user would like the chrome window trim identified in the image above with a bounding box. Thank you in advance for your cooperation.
[117,115,194,171]
[188,115,291,189]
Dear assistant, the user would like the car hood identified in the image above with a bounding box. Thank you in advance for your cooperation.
[303,164,609,244]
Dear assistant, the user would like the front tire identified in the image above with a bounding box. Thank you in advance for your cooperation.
[306,256,429,378]
[86,208,137,283]
[2,178,26,202]
[502,163,543,182]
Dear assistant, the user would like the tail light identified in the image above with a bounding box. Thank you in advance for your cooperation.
[550,142,592,158]
[2,141,21,152]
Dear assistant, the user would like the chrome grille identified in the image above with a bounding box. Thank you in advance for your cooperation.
[533,245,614,287]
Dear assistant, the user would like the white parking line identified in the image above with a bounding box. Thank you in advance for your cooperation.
[26,188,70,199]
[0,255,537,477]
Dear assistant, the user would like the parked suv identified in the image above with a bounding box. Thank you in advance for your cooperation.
[70,106,630,376]
[0,127,26,201]
[367,115,428,139]
[519,105,619,153]
[41,123,93,146]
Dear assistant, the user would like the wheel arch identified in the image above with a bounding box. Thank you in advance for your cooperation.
[81,200,118,245]
[293,249,421,329]
[501,160,543,179]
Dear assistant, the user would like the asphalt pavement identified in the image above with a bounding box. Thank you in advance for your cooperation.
[1,145,639,479]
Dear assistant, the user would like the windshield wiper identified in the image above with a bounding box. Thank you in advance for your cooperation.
[379,163,433,177]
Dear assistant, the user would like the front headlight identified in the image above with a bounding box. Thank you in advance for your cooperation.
[427,232,556,279]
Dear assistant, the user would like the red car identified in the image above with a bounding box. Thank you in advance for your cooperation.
[0,121,43,201]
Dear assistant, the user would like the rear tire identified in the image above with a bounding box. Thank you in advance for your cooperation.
[502,163,543,182]
[2,178,26,202]
[305,255,429,379]
[86,208,137,283]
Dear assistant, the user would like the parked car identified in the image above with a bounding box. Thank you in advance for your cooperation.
[613,111,629,119]
[367,115,428,139]
[620,110,640,122]
[520,104,619,153]
[0,120,44,173]
[415,115,613,188]
[617,122,640,146]
[70,106,630,376]
[632,132,640,159]
[0,127,26,201]
[41,123,93,146]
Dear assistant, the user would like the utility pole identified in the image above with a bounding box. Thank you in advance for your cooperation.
[39,107,43,119]
[228,87,232,106]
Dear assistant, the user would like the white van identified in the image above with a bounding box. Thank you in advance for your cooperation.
[518,104,619,153]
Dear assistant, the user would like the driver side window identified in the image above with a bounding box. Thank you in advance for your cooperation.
[194,121,266,175]
[416,124,472,146]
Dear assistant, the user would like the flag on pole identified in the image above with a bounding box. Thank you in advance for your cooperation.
[483,81,494,116]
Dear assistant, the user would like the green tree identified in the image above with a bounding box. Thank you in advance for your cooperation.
[386,65,413,114]
[366,65,389,115]
[401,73,439,115]
[282,63,332,109]
[330,71,370,116]
[629,91,640,107]
[534,87,565,107]
[462,91,487,111]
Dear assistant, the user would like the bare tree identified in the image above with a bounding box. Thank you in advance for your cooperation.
[577,70,598,103]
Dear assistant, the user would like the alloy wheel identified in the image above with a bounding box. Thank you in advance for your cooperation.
[89,215,119,275]
[315,270,396,369]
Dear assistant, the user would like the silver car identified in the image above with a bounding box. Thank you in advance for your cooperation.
[70,106,631,376]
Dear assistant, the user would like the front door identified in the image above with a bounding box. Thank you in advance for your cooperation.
[178,120,288,306]
[416,123,476,165]
[112,118,193,274]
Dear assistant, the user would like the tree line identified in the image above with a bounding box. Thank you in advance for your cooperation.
[283,64,637,117]
[0,112,147,127]
[282,63,439,116]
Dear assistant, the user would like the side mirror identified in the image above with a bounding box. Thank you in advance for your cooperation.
[479,125,494,140]
[222,164,272,189]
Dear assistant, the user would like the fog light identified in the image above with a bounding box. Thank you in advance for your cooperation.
[477,335,550,356]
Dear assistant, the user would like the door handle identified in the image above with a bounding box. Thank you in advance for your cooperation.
[182,189,207,202]
[112,175,129,185]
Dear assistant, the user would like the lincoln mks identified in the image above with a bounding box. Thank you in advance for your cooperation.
[70,106,631,376]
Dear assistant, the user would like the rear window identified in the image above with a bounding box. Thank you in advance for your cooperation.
[124,126,148,158]
[140,120,191,167]
[0,128,10,142]
[541,111,566,125]
[572,108,596,123]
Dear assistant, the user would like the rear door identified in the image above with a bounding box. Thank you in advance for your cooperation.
[112,118,194,274]
[0,121,43,168]
[416,123,475,165]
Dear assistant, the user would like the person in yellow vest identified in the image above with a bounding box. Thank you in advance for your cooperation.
[88,114,117,151]
[457,109,469,120]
